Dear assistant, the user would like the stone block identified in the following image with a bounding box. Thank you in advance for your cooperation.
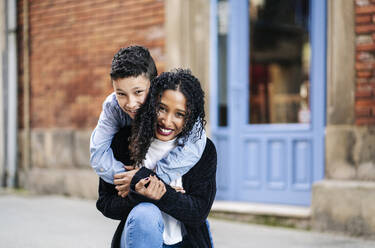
[27,168,66,195]
[73,130,92,169]
[63,169,98,198]
[31,130,48,168]
[44,129,74,169]
[312,180,375,237]
[357,162,375,180]
[353,126,375,165]
[26,168,98,199]
[325,127,356,179]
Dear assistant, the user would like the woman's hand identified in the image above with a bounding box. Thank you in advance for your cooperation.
[114,165,139,198]
[135,175,166,200]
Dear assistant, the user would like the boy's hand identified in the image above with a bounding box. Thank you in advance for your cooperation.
[135,175,166,200]
[114,167,139,198]
[171,186,185,194]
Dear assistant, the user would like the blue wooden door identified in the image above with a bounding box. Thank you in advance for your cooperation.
[210,0,326,206]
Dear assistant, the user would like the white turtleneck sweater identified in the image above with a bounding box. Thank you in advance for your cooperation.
[142,138,183,245]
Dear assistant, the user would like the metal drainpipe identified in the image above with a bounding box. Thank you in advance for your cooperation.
[6,0,17,187]
[0,0,5,187]
[23,0,30,180]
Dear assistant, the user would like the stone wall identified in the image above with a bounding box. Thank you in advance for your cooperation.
[18,129,97,198]
[312,0,375,238]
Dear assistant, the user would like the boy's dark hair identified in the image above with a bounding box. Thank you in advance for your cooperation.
[110,45,157,81]
[129,69,206,165]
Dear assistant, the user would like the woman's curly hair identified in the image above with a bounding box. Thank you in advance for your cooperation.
[129,69,206,166]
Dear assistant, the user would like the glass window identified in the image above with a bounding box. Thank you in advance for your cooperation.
[248,0,310,124]
[218,0,229,126]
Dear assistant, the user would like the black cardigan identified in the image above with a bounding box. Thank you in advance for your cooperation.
[96,127,217,248]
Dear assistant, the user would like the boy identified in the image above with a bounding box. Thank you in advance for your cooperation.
[90,46,206,196]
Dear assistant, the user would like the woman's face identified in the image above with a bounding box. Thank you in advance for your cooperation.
[155,89,187,141]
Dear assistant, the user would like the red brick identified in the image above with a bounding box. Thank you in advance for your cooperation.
[356,117,375,125]
[356,99,375,107]
[357,43,375,51]
[368,77,375,84]
[357,15,372,23]
[357,78,370,84]
[355,106,372,117]
[356,62,375,70]
[356,24,375,33]
[356,51,375,61]
[356,84,374,97]
[356,5,375,14]
[357,70,374,78]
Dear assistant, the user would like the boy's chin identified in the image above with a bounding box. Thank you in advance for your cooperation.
[127,113,136,119]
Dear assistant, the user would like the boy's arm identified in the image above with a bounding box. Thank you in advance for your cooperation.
[155,121,206,184]
[90,93,131,184]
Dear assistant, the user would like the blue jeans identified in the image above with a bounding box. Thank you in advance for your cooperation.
[120,203,164,248]
[120,202,213,248]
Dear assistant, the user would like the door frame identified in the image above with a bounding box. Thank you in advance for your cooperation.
[210,0,326,205]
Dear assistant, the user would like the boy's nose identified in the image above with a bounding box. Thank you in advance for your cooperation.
[126,97,137,109]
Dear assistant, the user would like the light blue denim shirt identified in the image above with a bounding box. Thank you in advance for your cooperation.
[90,92,207,184]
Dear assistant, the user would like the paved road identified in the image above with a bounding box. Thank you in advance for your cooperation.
[1,194,375,248]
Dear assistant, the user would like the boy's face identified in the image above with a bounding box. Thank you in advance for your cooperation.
[112,75,151,119]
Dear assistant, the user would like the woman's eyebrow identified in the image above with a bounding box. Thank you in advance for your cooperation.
[176,109,186,113]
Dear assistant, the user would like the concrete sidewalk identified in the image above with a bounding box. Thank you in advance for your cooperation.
[1,193,375,248]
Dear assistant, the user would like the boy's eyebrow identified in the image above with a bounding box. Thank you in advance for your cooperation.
[131,86,145,90]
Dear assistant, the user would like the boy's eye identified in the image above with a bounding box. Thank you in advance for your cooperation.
[117,92,126,97]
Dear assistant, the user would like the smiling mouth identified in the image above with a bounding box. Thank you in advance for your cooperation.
[126,109,138,114]
[157,124,174,136]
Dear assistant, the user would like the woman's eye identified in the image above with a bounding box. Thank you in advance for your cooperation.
[159,106,166,112]
[176,112,185,118]
[117,92,126,97]
[135,90,143,95]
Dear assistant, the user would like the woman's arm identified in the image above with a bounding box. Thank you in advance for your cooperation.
[129,139,217,227]
[96,177,142,220]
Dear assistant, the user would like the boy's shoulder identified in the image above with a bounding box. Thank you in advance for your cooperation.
[102,92,121,112]
[102,92,132,122]
[103,92,117,106]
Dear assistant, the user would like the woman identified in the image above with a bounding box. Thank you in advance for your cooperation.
[96,69,217,248]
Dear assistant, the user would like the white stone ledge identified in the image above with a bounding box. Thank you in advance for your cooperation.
[212,201,311,219]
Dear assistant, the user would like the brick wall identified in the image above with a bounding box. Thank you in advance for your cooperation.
[17,0,165,129]
[355,0,375,125]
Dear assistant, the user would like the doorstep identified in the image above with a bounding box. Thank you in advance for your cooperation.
[210,201,311,229]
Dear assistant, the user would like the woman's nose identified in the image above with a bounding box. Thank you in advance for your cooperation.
[161,114,173,127]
